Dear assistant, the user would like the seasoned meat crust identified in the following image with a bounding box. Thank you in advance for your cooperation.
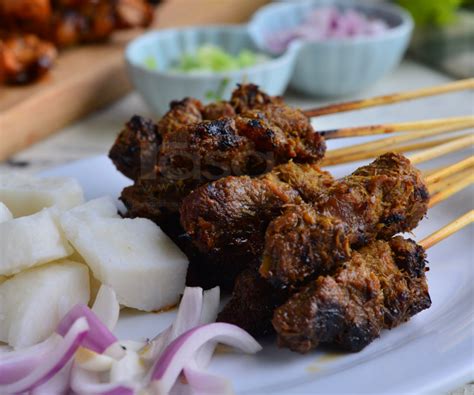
[217,269,289,337]
[272,237,431,353]
[108,115,161,181]
[261,153,429,286]
[180,162,334,261]
[111,84,326,223]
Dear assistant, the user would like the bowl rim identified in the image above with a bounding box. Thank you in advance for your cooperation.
[249,0,414,50]
[125,24,299,80]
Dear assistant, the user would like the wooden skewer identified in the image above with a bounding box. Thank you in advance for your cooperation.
[425,156,474,185]
[420,210,474,250]
[426,156,474,189]
[324,122,470,161]
[320,116,474,140]
[407,134,473,165]
[303,78,474,117]
[428,172,474,208]
[324,134,469,166]
[428,167,474,195]
[322,133,473,167]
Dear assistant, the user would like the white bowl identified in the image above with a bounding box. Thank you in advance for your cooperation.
[125,25,299,115]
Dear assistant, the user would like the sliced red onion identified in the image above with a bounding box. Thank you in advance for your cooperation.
[70,367,135,395]
[194,286,221,368]
[141,286,213,363]
[31,360,72,395]
[183,367,233,395]
[56,304,124,359]
[0,317,89,394]
[199,287,220,325]
[150,323,261,394]
[171,287,203,339]
[0,336,61,385]
[266,6,389,53]
[109,349,145,384]
[92,285,120,331]
[75,347,115,372]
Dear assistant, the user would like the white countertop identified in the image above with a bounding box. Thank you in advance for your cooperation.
[0,59,472,393]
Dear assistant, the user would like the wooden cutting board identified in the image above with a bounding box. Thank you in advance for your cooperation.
[0,0,269,160]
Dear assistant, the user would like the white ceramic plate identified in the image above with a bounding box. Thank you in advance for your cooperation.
[41,153,473,394]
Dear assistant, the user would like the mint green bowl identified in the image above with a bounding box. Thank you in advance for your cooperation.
[125,25,299,115]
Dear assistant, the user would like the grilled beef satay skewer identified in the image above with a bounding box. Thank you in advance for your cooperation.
[273,211,473,353]
[261,154,473,287]
[182,144,471,288]
[110,84,471,184]
[218,163,473,336]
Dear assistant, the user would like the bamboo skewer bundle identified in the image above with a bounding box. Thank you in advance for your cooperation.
[325,133,472,167]
[420,210,474,250]
[407,135,474,165]
[319,116,474,140]
[424,156,474,185]
[323,133,473,167]
[428,174,474,208]
[423,158,474,204]
[428,168,474,196]
[324,123,471,161]
[323,128,473,167]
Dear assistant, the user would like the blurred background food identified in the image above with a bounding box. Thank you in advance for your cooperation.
[397,0,474,78]
[0,0,156,85]
[0,0,472,160]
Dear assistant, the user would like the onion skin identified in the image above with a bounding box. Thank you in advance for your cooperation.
[0,336,60,385]
[1,286,258,394]
[0,317,89,394]
[92,285,120,331]
[56,304,124,359]
[150,323,261,395]
[183,366,233,395]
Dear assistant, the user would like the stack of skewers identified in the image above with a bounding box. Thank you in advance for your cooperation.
[108,79,474,354]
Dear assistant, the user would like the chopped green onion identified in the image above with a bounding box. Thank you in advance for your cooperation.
[171,44,267,73]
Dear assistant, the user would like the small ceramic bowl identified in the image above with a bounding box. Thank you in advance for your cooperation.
[125,25,299,115]
[249,0,413,96]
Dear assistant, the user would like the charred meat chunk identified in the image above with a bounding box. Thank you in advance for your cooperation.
[261,153,429,286]
[110,85,326,225]
[230,83,279,113]
[272,237,431,353]
[217,269,289,337]
[180,162,333,262]
[109,115,161,181]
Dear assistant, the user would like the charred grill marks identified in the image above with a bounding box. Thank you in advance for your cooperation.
[261,153,429,287]
[272,237,431,353]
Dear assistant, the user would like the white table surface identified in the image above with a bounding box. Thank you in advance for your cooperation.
[1,59,473,393]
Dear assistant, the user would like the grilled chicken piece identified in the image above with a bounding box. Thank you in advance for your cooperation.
[0,0,52,33]
[0,34,57,84]
[273,237,431,353]
[0,0,155,84]
[261,153,429,287]
[51,0,153,47]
